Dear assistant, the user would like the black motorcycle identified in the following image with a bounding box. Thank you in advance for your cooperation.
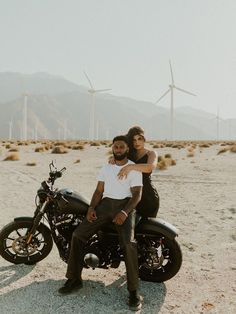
[0,162,182,282]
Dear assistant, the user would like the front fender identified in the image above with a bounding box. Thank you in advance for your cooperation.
[136,217,179,240]
[14,217,51,233]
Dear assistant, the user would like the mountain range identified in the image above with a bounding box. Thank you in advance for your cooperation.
[0,72,235,141]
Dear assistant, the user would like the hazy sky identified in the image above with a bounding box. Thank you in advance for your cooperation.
[1,0,236,119]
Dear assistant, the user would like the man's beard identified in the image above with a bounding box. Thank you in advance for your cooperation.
[113,151,128,161]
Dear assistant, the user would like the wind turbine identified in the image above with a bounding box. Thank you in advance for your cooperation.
[155,60,196,140]
[212,107,223,141]
[8,119,13,140]
[22,93,28,141]
[84,71,111,140]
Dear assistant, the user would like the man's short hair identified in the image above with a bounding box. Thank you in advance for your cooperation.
[112,135,129,145]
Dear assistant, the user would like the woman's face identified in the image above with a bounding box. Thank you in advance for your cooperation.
[133,134,145,150]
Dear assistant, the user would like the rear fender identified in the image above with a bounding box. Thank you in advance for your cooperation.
[136,217,179,240]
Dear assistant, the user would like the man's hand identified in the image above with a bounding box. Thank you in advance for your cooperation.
[112,211,127,225]
[87,207,97,223]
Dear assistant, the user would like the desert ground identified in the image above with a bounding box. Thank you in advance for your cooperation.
[0,140,235,314]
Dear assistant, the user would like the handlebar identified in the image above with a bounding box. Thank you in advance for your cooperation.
[48,166,66,184]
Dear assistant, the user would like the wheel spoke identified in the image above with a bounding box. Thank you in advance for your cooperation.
[6,236,15,241]
[5,245,13,250]
[16,229,23,237]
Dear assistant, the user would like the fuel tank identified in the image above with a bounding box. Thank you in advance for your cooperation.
[56,188,89,215]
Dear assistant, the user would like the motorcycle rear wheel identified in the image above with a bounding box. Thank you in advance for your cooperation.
[139,235,182,282]
[0,220,53,265]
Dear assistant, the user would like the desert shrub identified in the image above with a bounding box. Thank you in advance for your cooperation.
[51,146,68,154]
[4,153,20,161]
[172,144,184,149]
[199,143,210,148]
[187,152,195,157]
[35,146,45,152]
[26,162,37,166]
[9,147,19,152]
[72,145,84,150]
[217,148,229,155]
[187,147,194,152]
[90,142,100,146]
[157,155,176,169]
[74,159,81,163]
[54,141,66,146]
[157,159,167,170]
[171,159,176,166]
[230,145,236,153]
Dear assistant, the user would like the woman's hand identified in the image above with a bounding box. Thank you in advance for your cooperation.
[118,164,132,179]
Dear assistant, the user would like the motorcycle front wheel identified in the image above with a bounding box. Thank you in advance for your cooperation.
[0,220,53,265]
[138,235,182,282]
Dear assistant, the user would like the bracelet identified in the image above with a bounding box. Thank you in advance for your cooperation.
[121,210,128,217]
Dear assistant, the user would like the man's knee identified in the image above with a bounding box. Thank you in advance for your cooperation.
[71,225,89,243]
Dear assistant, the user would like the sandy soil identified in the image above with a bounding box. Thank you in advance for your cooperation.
[0,142,235,314]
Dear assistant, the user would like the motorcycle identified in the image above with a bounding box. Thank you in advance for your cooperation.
[0,162,182,282]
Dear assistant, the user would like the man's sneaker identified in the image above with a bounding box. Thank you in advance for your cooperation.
[58,278,83,294]
[128,291,143,311]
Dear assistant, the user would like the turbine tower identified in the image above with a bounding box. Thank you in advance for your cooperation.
[84,71,111,140]
[155,60,196,140]
[22,93,28,141]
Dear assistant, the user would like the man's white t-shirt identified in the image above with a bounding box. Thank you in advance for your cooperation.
[97,160,143,199]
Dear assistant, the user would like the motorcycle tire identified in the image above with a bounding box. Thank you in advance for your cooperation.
[0,220,53,265]
[139,236,182,282]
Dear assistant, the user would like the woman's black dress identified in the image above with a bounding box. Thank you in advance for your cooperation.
[135,154,159,218]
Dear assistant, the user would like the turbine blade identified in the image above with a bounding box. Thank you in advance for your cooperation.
[174,86,196,96]
[83,71,94,89]
[169,60,174,85]
[155,89,170,104]
[94,89,112,93]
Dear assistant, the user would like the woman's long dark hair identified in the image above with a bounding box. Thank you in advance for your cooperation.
[126,126,145,162]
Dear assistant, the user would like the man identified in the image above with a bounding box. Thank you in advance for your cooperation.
[58,135,143,311]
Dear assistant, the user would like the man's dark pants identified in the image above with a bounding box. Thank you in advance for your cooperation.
[66,197,139,292]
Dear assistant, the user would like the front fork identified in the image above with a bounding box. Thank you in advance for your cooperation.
[26,199,49,244]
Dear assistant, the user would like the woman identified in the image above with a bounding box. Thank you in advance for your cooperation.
[118,126,159,218]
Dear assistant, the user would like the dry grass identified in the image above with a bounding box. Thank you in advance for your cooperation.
[51,146,69,154]
[74,159,81,163]
[4,153,20,161]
